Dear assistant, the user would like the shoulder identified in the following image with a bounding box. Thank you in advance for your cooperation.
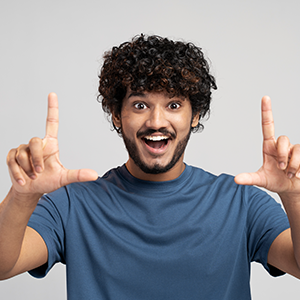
[187,165,277,206]
[187,164,239,190]
[39,166,124,206]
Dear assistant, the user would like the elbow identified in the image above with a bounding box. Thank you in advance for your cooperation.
[0,266,17,281]
[0,272,11,281]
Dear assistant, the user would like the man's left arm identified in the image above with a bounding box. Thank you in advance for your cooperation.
[235,96,300,279]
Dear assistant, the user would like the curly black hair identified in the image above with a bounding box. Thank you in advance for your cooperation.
[98,34,217,133]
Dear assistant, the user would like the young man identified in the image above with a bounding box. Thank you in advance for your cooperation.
[1,34,300,299]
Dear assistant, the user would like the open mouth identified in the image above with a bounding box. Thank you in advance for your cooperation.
[143,135,169,149]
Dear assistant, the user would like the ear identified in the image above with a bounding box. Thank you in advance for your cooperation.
[191,112,200,128]
[112,111,121,128]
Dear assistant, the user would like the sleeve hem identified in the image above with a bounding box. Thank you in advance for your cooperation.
[27,223,53,278]
[263,225,290,277]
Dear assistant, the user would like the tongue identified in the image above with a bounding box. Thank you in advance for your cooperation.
[146,140,166,149]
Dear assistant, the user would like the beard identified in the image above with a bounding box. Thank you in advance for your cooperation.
[122,128,192,175]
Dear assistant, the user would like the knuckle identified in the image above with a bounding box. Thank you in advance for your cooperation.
[17,144,28,151]
[29,137,41,146]
[277,135,289,145]
[6,158,13,167]
[293,144,300,153]
[6,149,16,164]
[277,152,288,162]
[6,154,16,167]
[11,169,21,181]
[287,158,300,174]
[16,150,28,163]
[31,155,42,167]
[288,164,297,172]
[278,135,289,140]
[278,156,288,164]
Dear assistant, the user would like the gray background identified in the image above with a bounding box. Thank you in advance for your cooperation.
[0,0,299,298]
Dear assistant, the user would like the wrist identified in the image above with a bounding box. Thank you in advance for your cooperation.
[10,187,43,209]
[279,190,300,201]
[279,192,300,215]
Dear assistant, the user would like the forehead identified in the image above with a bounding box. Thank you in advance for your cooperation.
[124,88,188,102]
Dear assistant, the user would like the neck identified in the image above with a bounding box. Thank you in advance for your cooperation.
[125,159,186,182]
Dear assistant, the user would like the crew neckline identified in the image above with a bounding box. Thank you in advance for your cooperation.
[116,163,193,194]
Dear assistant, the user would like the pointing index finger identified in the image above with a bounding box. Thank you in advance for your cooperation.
[45,93,59,138]
[261,96,275,142]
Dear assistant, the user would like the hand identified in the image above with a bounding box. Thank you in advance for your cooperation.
[235,96,300,197]
[6,93,98,197]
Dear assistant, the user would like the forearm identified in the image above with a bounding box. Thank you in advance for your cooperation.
[0,187,41,277]
[279,193,300,268]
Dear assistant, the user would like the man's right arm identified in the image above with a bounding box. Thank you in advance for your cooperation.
[0,189,47,280]
[0,93,98,280]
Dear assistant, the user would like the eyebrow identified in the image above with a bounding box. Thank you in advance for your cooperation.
[127,91,187,101]
[127,92,147,99]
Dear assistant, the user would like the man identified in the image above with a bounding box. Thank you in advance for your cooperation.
[0,34,299,299]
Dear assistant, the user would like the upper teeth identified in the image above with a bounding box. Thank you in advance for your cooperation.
[144,135,169,141]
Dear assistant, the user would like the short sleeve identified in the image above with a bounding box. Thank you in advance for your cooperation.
[246,187,290,276]
[27,187,70,278]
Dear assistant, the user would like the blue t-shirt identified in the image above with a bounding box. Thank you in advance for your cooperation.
[27,164,290,300]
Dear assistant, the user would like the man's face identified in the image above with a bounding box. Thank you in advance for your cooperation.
[113,90,199,181]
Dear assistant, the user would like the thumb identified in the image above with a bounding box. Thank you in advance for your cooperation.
[62,168,98,186]
[234,172,263,187]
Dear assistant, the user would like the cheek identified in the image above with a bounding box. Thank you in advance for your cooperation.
[121,117,143,137]
[174,114,193,134]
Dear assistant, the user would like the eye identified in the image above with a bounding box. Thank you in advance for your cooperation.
[168,102,181,110]
[134,102,147,110]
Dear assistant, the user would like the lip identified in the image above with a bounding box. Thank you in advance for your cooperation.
[137,129,176,140]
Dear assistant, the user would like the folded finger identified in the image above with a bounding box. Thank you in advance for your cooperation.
[15,144,36,179]
[7,148,26,185]
[286,144,300,179]
[28,137,44,173]
[276,135,291,170]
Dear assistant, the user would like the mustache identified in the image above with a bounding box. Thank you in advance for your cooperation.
[136,128,176,139]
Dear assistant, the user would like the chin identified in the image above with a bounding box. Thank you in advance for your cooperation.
[138,162,174,174]
[122,127,191,176]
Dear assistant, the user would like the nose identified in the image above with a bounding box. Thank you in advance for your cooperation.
[145,106,169,130]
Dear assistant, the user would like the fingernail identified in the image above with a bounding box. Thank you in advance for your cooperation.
[287,172,294,179]
[279,162,286,170]
[17,179,24,185]
[35,166,42,173]
[30,174,37,180]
